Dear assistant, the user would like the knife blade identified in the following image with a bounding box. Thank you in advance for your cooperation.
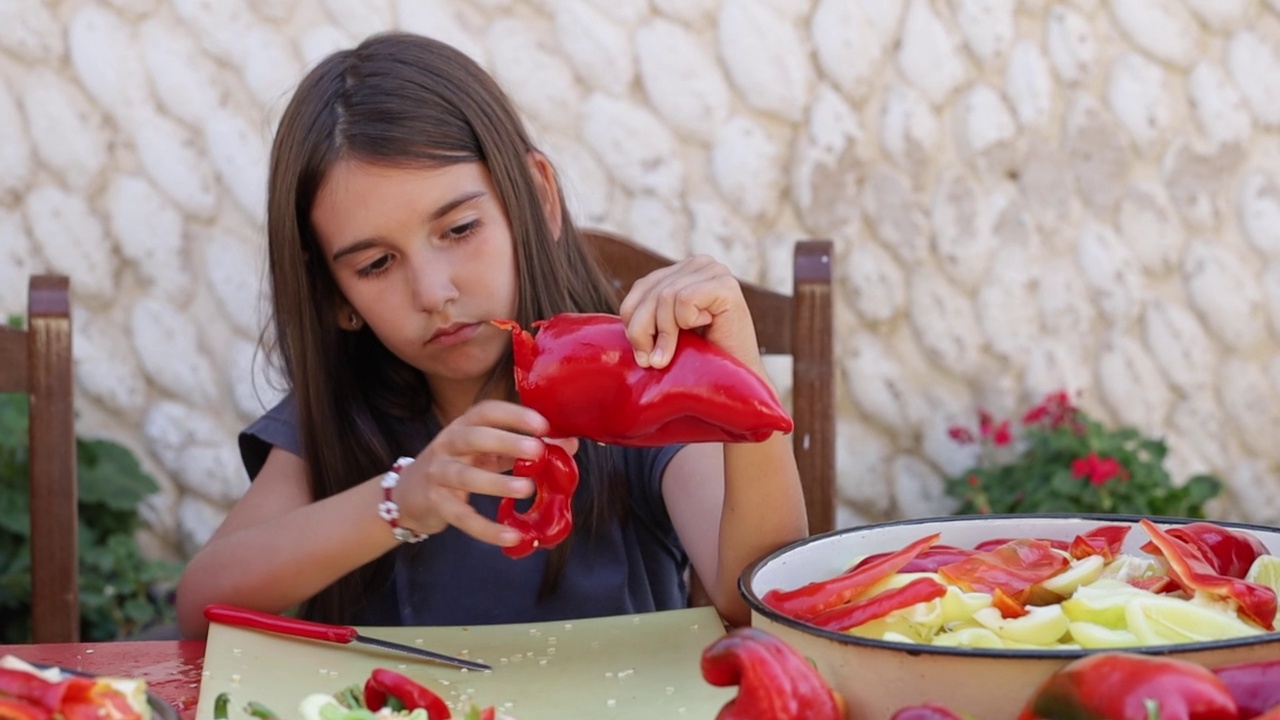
[204,604,491,672]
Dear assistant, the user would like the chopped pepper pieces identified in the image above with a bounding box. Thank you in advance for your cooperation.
[701,627,843,720]
[0,698,50,720]
[1017,653,1238,720]
[1140,518,1277,630]
[938,539,1070,601]
[496,443,579,559]
[364,668,451,720]
[761,533,941,620]
[495,314,793,446]
[808,577,948,632]
[1140,522,1271,580]
[1069,525,1132,562]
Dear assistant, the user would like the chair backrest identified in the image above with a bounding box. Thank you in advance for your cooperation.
[0,275,77,643]
[581,230,836,535]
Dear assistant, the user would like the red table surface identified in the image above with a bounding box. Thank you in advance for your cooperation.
[0,640,206,720]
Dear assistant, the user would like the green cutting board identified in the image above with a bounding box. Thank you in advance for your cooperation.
[196,607,735,720]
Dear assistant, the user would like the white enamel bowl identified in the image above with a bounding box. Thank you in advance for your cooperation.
[740,514,1280,720]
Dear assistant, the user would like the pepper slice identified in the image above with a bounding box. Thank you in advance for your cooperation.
[497,443,579,559]
[1139,522,1270,580]
[891,703,972,720]
[938,539,1070,601]
[1017,652,1238,720]
[1213,658,1280,719]
[1069,525,1131,562]
[496,314,793,446]
[701,627,843,720]
[363,668,451,720]
[1140,518,1277,630]
[0,698,51,720]
[807,577,948,632]
[850,545,976,574]
[761,533,941,620]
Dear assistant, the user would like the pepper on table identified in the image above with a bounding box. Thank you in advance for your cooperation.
[1016,653,1238,720]
[1213,658,1280,719]
[701,627,844,720]
[364,668,452,720]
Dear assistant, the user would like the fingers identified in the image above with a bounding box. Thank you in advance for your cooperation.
[620,256,737,369]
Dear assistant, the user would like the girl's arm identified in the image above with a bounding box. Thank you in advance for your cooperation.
[176,400,556,638]
[617,254,808,627]
[663,430,806,627]
[175,446,399,638]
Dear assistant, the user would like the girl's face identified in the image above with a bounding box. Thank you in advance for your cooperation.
[310,158,520,395]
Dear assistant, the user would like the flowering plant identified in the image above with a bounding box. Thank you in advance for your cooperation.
[943,391,1223,518]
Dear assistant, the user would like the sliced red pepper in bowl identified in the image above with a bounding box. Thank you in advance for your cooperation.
[938,539,1070,601]
[1139,522,1270,580]
[495,314,793,446]
[497,443,579,559]
[1069,525,1132,562]
[761,533,941,620]
[1140,518,1277,630]
[808,576,948,632]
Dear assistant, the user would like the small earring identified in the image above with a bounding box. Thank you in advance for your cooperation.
[349,311,362,329]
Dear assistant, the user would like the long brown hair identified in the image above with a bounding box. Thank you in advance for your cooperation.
[265,32,622,623]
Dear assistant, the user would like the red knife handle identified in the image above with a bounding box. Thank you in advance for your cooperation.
[204,604,358,644]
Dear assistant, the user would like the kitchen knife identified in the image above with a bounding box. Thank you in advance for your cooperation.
[204,603,491,671]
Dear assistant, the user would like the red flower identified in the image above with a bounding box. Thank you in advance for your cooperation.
[991,420,1012,446]
[1023,390,1076,428]
[1070,453,1128,486]
[948,426,976,444]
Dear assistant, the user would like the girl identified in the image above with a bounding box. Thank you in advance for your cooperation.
[175,32,807,637]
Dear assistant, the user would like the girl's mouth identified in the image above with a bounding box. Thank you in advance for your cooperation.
[427,322,481,347]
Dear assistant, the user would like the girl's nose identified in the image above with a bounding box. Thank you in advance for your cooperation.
[408,256,460,314]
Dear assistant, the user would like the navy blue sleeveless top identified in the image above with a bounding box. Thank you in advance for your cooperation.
[238,397,690,626]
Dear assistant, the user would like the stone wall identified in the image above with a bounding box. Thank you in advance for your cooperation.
[2,0,1280,560]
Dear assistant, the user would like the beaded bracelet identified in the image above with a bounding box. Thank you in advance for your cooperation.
[377,456,429,543]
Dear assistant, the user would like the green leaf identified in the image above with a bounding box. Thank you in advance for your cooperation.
[78,439,159,509]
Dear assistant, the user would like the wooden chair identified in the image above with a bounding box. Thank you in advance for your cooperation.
[582,230,836,535]
[0,275,77,643]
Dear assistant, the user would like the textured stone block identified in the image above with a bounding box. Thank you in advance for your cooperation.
[717,0,814,121]
[636,18,730,141]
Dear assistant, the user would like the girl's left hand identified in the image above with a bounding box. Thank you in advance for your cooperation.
[618,254,763,373]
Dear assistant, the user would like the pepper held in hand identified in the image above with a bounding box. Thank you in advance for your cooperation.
[498,443,579,559]
[494,314,793,446]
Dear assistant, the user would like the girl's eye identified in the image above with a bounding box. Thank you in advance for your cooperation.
[443,219,481,242]
[356,254,392,278]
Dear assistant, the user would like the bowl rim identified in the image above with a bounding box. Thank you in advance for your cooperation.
[739,512,1280,659]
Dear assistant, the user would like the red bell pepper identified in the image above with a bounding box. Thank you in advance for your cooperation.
[0,698,50,720]
[1138,522,1270,579]
[938,539,1070,601]
[850,545,976,574]
[1213,658,1280,719]
[700,627,843,720]
[1069,525,1131,562]
[992,587,1030,618]
[1017,653,1238,720]
[974,537,1071,553]
[497,443,579,559]
[364,668,452,720]
[495,314,793,445]
[1140,518,1277,630]
[808,577,948,632]
[762,533,941,620]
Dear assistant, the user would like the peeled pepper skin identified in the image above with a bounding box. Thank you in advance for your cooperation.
[496,314,793,446]
[1214,658,1280,719]
[1017,653,1238,720]
[701,627,843,720]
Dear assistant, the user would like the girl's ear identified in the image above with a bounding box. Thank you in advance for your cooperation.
[527,151,564,240]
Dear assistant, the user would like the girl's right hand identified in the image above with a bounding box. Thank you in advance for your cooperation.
[392,400,578,547]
